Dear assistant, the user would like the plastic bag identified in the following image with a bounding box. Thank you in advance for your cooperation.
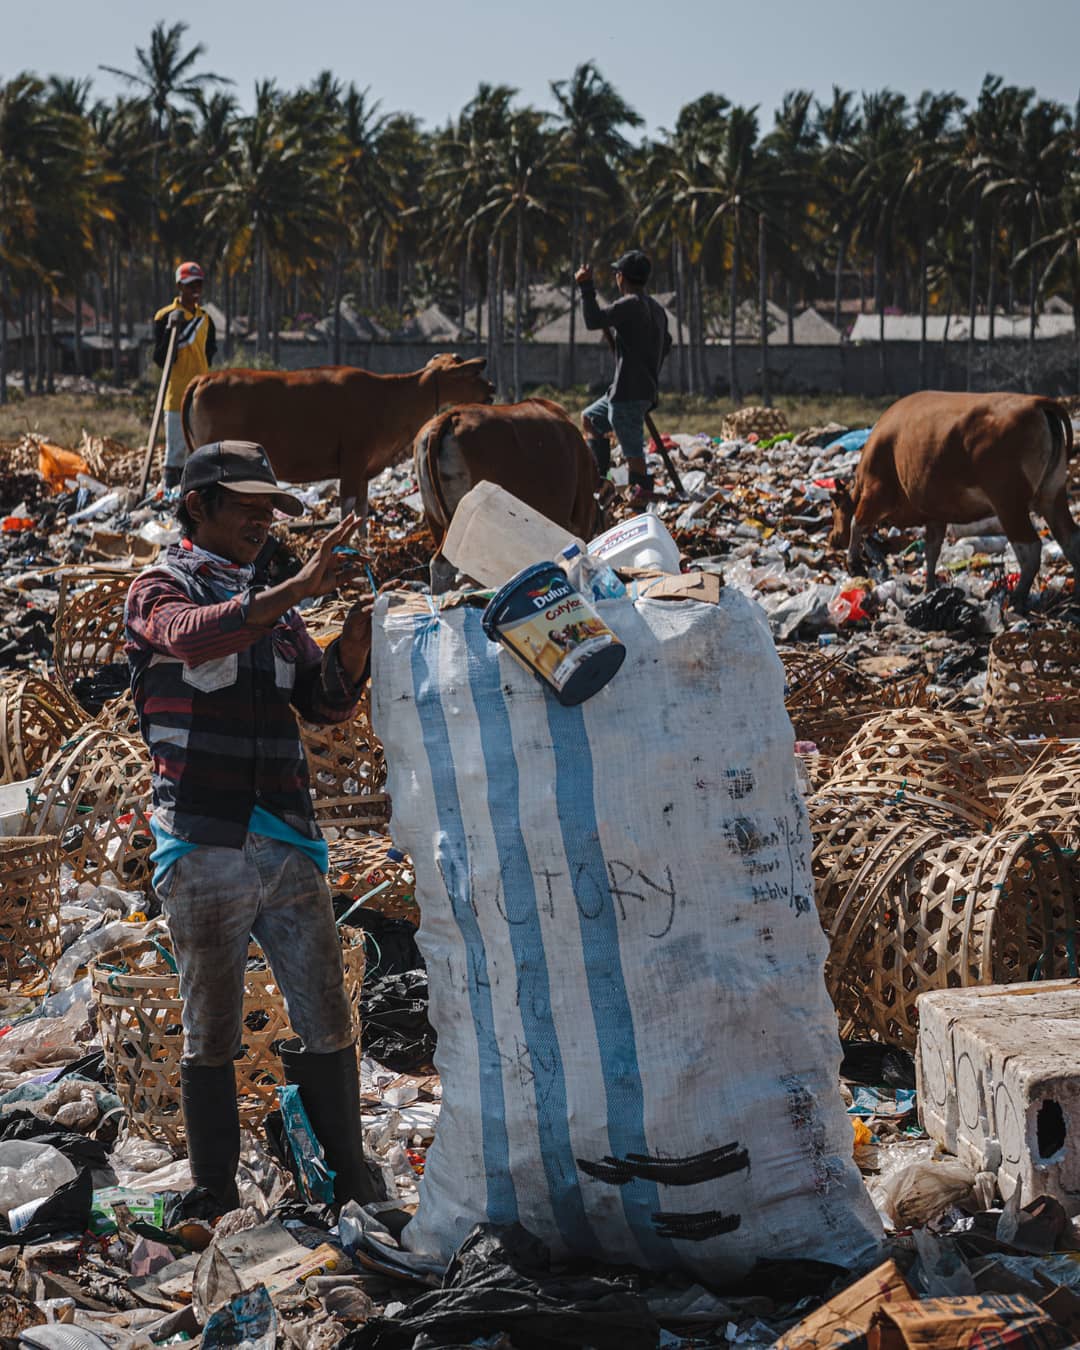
[0,1141,77,1222]
[37,442,91,493]
[875,1159,977,1230]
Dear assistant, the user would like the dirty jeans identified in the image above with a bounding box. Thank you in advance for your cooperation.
[581,395,651,466]
[157,835,354,1067]
[164,411,187,473]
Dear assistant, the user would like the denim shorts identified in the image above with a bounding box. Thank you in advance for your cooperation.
[581,395,651,461]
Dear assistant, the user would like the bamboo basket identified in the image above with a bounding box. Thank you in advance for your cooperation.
[53,574,133,705]
[328,834,418,925]
[997,742,1080,845]
[0,676,84,785]
[21,729,153,890]
[826,829,1076,1050]
[92,928,366,1148]
[809,784,980,938]
[300,687,391,831]
[720,405,790,442]
[828,709,1030,821]
[984,627,1080,738]
[0,837,62,993]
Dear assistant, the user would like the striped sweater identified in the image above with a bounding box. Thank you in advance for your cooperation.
[124,544,361,848]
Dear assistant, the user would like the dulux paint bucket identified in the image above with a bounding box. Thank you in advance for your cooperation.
[481,561,625,706]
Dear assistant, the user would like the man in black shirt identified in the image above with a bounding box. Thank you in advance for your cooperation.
[576,250,672,498]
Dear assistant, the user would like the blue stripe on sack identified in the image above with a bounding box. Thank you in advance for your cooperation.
[463,609,597,1252]
[410,614,518,1223]
[546,696,676,1267]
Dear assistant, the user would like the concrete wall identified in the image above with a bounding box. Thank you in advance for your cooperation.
[136,333,1080,398]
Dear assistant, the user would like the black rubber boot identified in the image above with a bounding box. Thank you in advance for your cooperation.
[162,465,182,491]
[629,471,655,497]
[279,1040,384,1206]
[587,435,612,478]
[180,1063,241,1213]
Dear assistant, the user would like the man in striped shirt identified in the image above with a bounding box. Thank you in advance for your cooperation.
[125,440,381,1212]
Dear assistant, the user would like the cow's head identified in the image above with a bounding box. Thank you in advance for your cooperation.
[828,485,855,549]
[423,353,495,407]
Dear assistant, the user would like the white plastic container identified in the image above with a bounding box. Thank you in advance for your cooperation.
[588,513,681,574]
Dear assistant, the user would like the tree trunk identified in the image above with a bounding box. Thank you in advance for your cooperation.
[125,252,135,339]
[258,235,270,357]
[986,204,999,348]
[696,258,709,395]
[110,240,122,385]
[496,232,506,399]
[271,269,281,365]
[332,244,345,365]
[475,258,483,355]
[486,232,498,391]
[21,289,30,394]
[74,273,83,378]
[918,224,929,388]
[0,265,8,406]
[967,230,978,391]
[224,266,233,361]
[833,236,846,332]
[567,195,578,386]
[513,199,524,403]
[45,290,55,394]
[33,283,43,394]
[728,209,741,405]
[759,211,770,406]
[673,243,687,394]
[876,240,887,394]
[1027,216,1038,389]
[785,209,794,345]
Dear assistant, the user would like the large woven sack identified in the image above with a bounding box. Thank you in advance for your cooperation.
[372,578,882,1279]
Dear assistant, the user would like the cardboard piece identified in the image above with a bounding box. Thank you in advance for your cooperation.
[774,1259,916,1349]
[868,1293,1072,1350]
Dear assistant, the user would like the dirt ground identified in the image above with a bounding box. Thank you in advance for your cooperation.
[0,388,893,452]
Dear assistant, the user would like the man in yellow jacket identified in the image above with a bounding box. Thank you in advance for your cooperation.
[153,261,217,489]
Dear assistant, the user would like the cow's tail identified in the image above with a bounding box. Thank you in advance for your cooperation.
[180,379,198,452]
[416,408,458,534]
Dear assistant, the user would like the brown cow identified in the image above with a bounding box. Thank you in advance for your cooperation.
[414,398,601,550]
[829,391,1078,611]
[181,353,494,515]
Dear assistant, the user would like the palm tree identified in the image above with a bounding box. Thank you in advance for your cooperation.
[101,21,230,296]
[899,91,963,383]
[465,107,563,400]
[764,90,818,344]
[814,87,862,334]
[847,90,910,391]
[550,62,642,383]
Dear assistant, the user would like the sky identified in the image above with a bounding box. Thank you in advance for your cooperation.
[6,0,1079,136]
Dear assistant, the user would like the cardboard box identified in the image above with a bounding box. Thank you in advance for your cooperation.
[773,1259,916,1349]
[868,1293,1072,1350]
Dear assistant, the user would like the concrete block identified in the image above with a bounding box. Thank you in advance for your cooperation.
[917,980,1080,1213]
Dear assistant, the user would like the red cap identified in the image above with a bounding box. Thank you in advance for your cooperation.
[175,261,205,286]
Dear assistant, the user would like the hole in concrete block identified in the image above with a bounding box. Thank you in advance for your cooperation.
[1037,1099,1067,1159]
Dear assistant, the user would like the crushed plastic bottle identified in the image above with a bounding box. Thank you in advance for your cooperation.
[558,543,626,601]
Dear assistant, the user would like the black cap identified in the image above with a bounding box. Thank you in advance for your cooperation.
[181,441,303,517]
[612,250,651,284]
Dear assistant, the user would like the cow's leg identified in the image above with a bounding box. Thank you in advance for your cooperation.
[1041,486,1080,594]
[339,475,368,534]
[923,522,946,592]
[992,497,1042,612]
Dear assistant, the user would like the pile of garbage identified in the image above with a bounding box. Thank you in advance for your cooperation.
[0,410,1079,1347]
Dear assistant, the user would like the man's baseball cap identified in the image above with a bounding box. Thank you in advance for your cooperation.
[175,261,205,286]
[181,441,303,516]
[612,250,651,283]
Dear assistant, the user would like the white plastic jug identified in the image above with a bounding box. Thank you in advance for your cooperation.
[441,482,582,590]
[588,513,681,574]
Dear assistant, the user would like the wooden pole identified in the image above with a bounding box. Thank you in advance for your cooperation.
[137,323,179,500]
